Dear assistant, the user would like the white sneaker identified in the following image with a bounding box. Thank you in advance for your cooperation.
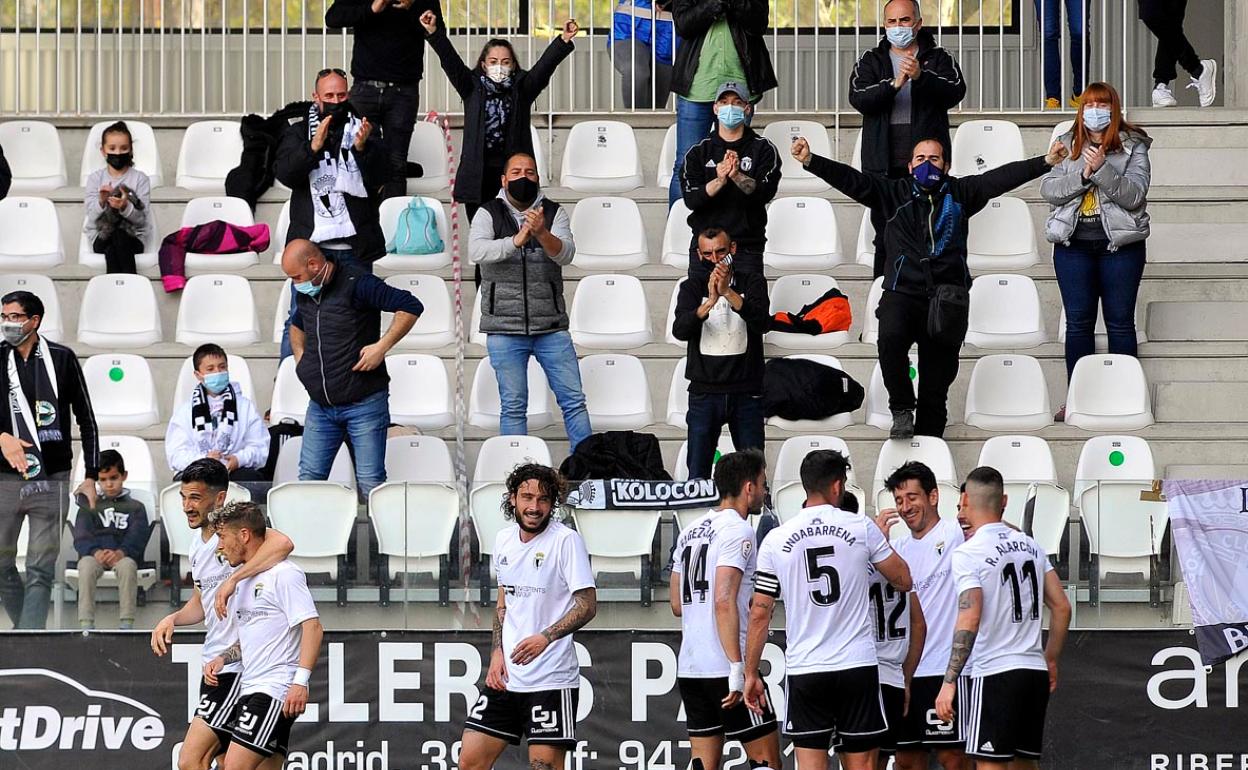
[1188,59,1217,107]
[1151,83,1178,107]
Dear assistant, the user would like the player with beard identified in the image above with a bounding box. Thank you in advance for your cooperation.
[460,464,598,770]
[671,450,780,770]
[149,459,293,770]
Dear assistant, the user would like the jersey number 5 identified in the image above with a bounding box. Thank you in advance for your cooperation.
[680,543,710,604]
[804,545,841,606]
[1001,561,1040,623]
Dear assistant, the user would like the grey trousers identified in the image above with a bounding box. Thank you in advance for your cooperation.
[76,555,139,623]
[612,40,673,109]
[0,472,69,629]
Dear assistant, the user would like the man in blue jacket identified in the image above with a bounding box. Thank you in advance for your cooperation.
[611,0,676,109]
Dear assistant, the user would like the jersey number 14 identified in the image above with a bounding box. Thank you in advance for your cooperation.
[680,543,710,604]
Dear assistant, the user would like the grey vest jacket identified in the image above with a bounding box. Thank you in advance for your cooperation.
[1040,131,1152,250]
[479,198,569,335]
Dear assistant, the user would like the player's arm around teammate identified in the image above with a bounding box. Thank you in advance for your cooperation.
[213,529,296,619]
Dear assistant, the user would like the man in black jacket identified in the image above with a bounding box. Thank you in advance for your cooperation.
[0,143,10,199]
[681,81,781,275]
[792,136,1067,439]
[850,0,965,278]
[671,228,770,480]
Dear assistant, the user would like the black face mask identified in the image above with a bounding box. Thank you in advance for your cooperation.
[319,100,355,122]
[507,176,539,207]
[105,152,132,170]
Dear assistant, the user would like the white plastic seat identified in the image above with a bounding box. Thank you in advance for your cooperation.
[170,354,255,414]
[0,121,68,191]
[267,482,358,580]
[767,274,849,349]
[1058,306,1148,346]
[270,356,311,425]
[767,354,854,431]
[77,274,162,348]
[873,437,960,521]
[855,214,876,267]
[272,200,292,265]
[79,120,164,187]
[176,120,243,192]
[664,280,686,347]
[656,124,677,188]
[78,206,161,272]
[860,276,885,345]
[1080,479,1169,581]
[0,275,62,342]
[570,197,648,270]
[176,275,259,346]
[966,274,1046,349]
[1049,120,1075,149]
[1064,354,1154,431]
[978,435,1065,542]
[1014,482,1069,556]
[404,120,452,194]
[180,197,260,271]
[559,121,644,193]
[863,354,918,431]
[773,436,864,522]
[159,482,250,577]
[579,353,653,430]
[272,436,355,486]
[849,129,863,170]
[272,277,293,343]
[471,436,552,557]
[0,197,64,269]
[384,434,455,483]
[1074,434,1156,505]
[383,274,454,349]
[967,197,1039,270]
[468,356,553,431]
[574,507,663,581]
[763,121,832,193]
[469,290,486,346]
[375,196,451,270]
[964,355,1052,431]
[385,354,453,429]
[531,125,549,180]
[763,197,843,270]
[978,435,1059,485]
[661,200,695,268]
[569,275,653,349]
[82,354,160,430]
[665,357,689,428]
[369,482,459,583]
[672,434,736,482]
[950,119,1025,176]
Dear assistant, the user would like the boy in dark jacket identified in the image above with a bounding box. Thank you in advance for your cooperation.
[72,450,150,629]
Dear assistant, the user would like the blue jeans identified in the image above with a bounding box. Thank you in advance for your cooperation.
[280,248,371,360]
[1035,0,1089,100]
[684,392,765,480]
[0,472,68,629]
[669,97,717,208]
[486,331,592,452]
[300,389,389,498]
[1053,239,1146,381]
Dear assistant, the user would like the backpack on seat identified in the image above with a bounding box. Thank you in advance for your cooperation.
[388,198,444,255]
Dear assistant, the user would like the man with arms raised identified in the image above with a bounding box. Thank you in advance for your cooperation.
[671,449,780,770]
[744,450,912,770]
[150,459,294,770]
[460,464,598,770]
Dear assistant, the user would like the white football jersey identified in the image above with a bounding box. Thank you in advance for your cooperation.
[190,531,241,674]
[672,509,757,677]
[754,505,894,675]
[867,563,913,688]
[494,520,595,693]
[952,523,1053,677]
[894,517,967,678]
[232,560,319,701]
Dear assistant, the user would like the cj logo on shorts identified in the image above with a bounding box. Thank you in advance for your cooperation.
[531,706,559,732]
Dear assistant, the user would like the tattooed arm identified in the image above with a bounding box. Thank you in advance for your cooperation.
[202,641,241,686]
[935,587,982,722]
[486,589,509,690]
[509,588,598,667]
[222,642,242,664]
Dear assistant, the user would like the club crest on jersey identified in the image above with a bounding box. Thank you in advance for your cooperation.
[741,540,753,558]
[936,541,947,555]
[740,156,753,172]
[534,552,546,569]
[253,582,264,599]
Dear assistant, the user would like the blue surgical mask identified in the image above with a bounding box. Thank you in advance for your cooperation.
[886,25,915,48]
[912,159,944,191]
[202,371,230,394]
[717,104,747,129]
[293,262,327,298]
[1083,107,1112,131]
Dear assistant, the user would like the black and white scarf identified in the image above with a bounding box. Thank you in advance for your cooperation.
[6,338,61,485]
[190,382,237,455]
[481,74,513,152]
[306,104,368,242]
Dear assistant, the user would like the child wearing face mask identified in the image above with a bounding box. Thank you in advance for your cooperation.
[82,121,151,274]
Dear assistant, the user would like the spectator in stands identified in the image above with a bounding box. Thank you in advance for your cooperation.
[1041,82,1151,421]
[468,152,592,451]
[792,135,1068,439]
[850,0,965,278]
[0,290,100,629]
[283,239,424,497]
[420,11,579,223]
[0,144,10,199]
[275,67,390,360]
[668,0,776,208]
[83,121,152,274]
[165,343,269,481]
[1034,0,1089,110]
[71,449,149,630]
[671,228,769,480]
[611,0,676,109]
[680,81,781,275]
[1139,1,1216,107]
[326,0,443,199]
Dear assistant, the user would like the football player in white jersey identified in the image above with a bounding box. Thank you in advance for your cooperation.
[744,450,912,770]
[936,467,1071,769]
[460,464,598,770]
[879,461,970,770]
[205,501,323,770]
[671,450,781,770]
[149,459,294,770]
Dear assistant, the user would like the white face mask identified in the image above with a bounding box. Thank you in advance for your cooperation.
[485,64,511,83]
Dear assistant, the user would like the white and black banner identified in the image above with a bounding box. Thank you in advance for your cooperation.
[567,479,719,510]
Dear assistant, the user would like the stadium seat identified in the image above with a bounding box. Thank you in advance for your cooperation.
[469,291,485,346]
[672,434,736,482]
[656,124,677,188]
[385,354,453,429]
[767,354,855,431]
[176,120,243,192]
[271,436,354,486]
[967,197,1039,270]
[0,121,68,191]
[1058,306,1148,346]
[863,354,918,430]
[269,356,311,425]
[664,280,685,347]
[763,121,832,193]
[965,274,1046,349]
[860,276,885,345]
[763,197,843,270]
[978,435,1058,485]
[1049,119,1075,148]
[855,214,876,267]
[376,196,451,270]
[773,436,865,523]
[665,357,689,427]
[849,129,863,171]
[170,353,256,413]
[661,200,695,268]
[531,125,549,180]
[78,207,161,272]
[176,275,260,346]
[268,482,358,603]
[180,197,260,271]
[1076,454,1168,584]
[569,275,653,349]
[579,353,653,430]
[573,505,663,594]
[384,434,455,483]
[471,436,552,600]
[404,120,452,194]
[272,278,293,343]
[1074,434,1156,504]
[0,197,64,269]
[383,274,454,349]
[1064,354,1154,431]
[570,197,648,270]
[159,481,250,588]
[82,354,160,430]
[271,201,292,265]
[559,120,644,192]
[77,274,162,348]
[964,355,1052,431]
[467,356,553,431]
[0,275,62,342]
[79,119,164,187]
[873,436,960,520]
[1015,482,1069,557]
[767,274,850,349]
[977,435,1066,553]
[950,119,1025,176]
[369,481,459,604]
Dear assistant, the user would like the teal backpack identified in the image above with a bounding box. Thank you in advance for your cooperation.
[388,198,444,254]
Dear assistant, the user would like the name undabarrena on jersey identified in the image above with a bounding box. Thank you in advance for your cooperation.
[777,519,860,552]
